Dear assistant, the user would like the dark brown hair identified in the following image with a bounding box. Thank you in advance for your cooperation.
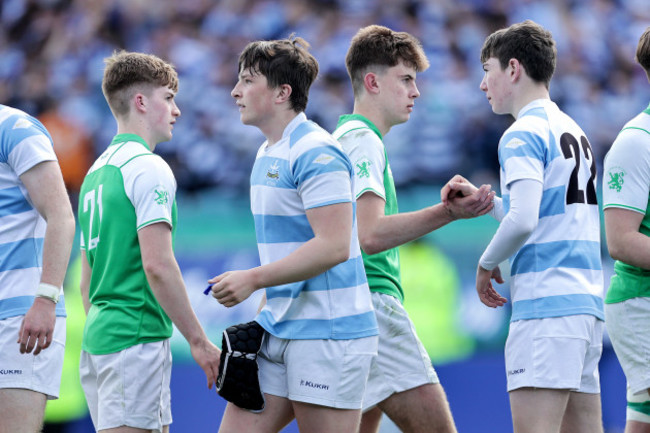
[345,25,429,95]
[480,20,556,89]
[237,36,318,113]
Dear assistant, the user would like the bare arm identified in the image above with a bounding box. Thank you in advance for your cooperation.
[357,177,494,256]
[80,250,91,315]
[210,202,353,307]
[138,222,220,388]
[605,207,650,268]
[17,161,75,355]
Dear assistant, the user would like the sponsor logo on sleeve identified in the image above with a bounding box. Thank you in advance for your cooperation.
[313,153,335,165]
[12,118,33,130]
[504,138,526,149]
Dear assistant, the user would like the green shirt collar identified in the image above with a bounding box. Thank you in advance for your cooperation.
[110,133,151,151]
[337,114,383,140]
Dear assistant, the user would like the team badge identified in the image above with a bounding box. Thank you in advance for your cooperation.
[355,157,372,179]
[265,161,280,185]
[607,166,625,193]
[153,187,169,205]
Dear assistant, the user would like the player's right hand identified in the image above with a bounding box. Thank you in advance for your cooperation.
[476,264,507,308]
[17,297,56,355]
[190,339,221,389]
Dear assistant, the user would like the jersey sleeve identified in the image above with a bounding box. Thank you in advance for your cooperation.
[499,129,545,187]
[603,128,650,214]
[123,155,177,230]
[6,127,57,176]
[339,128,386,200]
[292,136,353,210]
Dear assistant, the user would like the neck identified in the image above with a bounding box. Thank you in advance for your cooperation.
[510,84,550,118]
[259,109,300,146]
[352,97,392,137]
[117,118,156,151]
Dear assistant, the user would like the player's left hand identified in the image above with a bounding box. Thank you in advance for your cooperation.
[208,270,258,307]
[18,297,56,355]
[476,265,507,308]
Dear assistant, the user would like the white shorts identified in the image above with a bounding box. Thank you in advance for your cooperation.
[363,292,439,410]
[505,314,603,393]
[258,333,377,409]
[605,297,650,395]
[0,315,65,399]
[80,339,172,432]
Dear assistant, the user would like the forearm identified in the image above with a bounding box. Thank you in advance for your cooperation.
[608,230,650,269]
[362,204,453,255]
[40,209,75,288]
[146,263,208,345]
[253,234,350,289]
[479,180,541,270]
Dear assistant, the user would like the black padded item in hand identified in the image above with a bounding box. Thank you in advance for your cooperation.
[216,321,266,412]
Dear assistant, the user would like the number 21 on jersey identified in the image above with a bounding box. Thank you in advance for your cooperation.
[83,185,103,250]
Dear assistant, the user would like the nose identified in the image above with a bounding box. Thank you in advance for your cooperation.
[231,82,241,99]
[411,82,420,99]
[480,76,487,92]
[173,101,181,117]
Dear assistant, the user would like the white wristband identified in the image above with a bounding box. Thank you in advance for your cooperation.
[35,283,61,304]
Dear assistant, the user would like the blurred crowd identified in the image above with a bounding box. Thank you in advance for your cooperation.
[1,0,649,194]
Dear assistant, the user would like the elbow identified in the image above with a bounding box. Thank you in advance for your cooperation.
[142,259,167,284]
[332,245,350,266]
[359,235,383,256]
[606,242,625,262]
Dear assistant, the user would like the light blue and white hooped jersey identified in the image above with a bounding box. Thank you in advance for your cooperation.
[499,99,603,322]
[0,104,65,319]
[251,112,378,340]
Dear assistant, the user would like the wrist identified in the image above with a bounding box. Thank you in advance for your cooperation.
[35,283,61,304]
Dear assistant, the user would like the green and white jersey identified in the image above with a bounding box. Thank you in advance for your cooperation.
[603,103,650,303]
[78,133,177,354]
[333,114,404,303]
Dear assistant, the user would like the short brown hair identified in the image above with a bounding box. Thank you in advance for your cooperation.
[480,20,556,89]
[237,36,318,113]
[345,25,429,95]
[636,27,650,78]
[102,51,179,117]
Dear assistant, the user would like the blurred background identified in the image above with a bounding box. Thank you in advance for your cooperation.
[3,0,648,431]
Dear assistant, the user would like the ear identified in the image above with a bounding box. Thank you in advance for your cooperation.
[509,59,523,83]
[275,84,292,104]
[134,92,147,114]
[363,72,380,94]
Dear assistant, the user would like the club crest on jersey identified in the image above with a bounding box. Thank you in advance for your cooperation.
[266,161,280,185]
[154,187,169,205]
[607,167,625,192]
[355,157,372,179]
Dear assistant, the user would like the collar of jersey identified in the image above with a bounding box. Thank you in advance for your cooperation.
[110,133,151,151]
[337,114,383,140]
[644,102,650,115]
